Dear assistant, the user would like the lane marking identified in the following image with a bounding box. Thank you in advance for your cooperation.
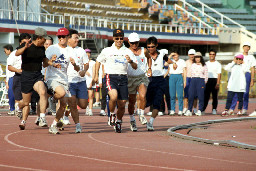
[0,163,49,171]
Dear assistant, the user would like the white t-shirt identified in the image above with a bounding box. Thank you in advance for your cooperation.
[45,44,75,84]
[96,43,137,75]
[7,50,22,78]
[127,47,147,76]
[243,54,256,73]
[85,60,96,88]
[206,60,222,78]
[169,59,186,74]
[152,49,168,77]
[67,46,89,83]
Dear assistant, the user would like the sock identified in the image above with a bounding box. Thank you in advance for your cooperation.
[51,120,57,126]
[130,115,135,121]
[40,113,46,118]
[110,112,115,115]
[21,120,26,124]
[116,119,122,123]
[140,110,144,116]
[137,109,141,115]
[89,109,92,112]
[149,117,155,124]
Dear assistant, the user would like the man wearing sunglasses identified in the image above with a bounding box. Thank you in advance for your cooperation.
[94,29,137,133]
[45,28,80,134]
[127,32,152,131]
[145,36,173,131]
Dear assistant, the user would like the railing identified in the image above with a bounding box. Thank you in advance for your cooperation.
[180,0,245,28]
[71,15,218,35]
[0,9,64,24]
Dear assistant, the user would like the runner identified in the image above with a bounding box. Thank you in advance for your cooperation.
[127,32,152,131]
[94,29,137,133]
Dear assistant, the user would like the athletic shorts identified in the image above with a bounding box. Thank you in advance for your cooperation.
[69,81,88,99]
[106,74,128,100]
[47,80,71,98]
[95,85,100,92]
[21,71,44,94]
[13,74,22,100]
[128,74,149,94]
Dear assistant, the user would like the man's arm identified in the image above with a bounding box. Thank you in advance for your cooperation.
[8,65,22,74]
[15,40,31,56]
[145,49,152,77]
[250,66,255,87]
[216,73,221,89]
[126,55,137,69]
[93,61,101,84]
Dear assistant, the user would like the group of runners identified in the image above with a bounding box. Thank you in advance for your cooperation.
[3,27,256,134]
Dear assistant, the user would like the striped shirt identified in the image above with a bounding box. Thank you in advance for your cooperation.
[191,63,208,82]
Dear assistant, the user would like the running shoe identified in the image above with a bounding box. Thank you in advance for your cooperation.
[158,112,164,116]
[139,115,147,125]
[147,112,152,116]
[35,117,40,126]
[49,125,60,134]
[249,111,256,117]
[147,122,154,131]
[19,121,26,130]
[75,124,82,133]
[195,110,202,116]
[130,120,137,132]
[221,110,229,117]
[178,111,183,116]
[242,109,247,115]
[39,117,48,127]
[109,114,116,126]
[182,108,188,114]
[88,110,93,116]
[184,110,192,116]
[63,116,71,125]
[15,103,22,120]
[100,110,106,116]
[169,110,175,116]
[56,120,64,131]
[227,109,234,115]
[115,121,122,133]
[212,109,217,115]
[237,111,243,116]
[8,111,15,115]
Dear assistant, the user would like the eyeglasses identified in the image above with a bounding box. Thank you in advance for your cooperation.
[58,35,66,39]
[147,46,156,49]
[114,37,124,41]
[236,58,242,60]
[130,41,139,45]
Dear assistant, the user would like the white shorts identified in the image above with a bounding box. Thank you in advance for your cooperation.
[47,80,71,97]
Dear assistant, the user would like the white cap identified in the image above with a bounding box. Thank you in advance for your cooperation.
[243,42,251,47]
[128,32,140,42]
[188,49,196,55]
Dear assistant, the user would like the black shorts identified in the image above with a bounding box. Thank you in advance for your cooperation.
[12,74,22,100]
[106,74,128,100]
[21,71,44,94]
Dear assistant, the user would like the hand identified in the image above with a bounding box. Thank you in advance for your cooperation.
[93,75,99,84]
[169,53,175,59]
[147,69,152,77]
[53,63,61,69]
[17,69,22,74]
[70,57,76,66]
[250,80,254,87]
[125,55,132,63]
[215,84,220,89]
[79,70,86,77]
[50,55,57,62]
[24,38,32,48]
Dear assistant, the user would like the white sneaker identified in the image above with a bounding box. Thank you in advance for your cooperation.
[63,116,71,125]
[39,117,48,127]
[100,110,106,116]
[249,111,256,117]
[15,103,22,119]
[182,108,187,114]
[8,110,15,115]
[139,115,147,125]
[242,109,247,115]
[169,110,175,116]
[85,106,89,115]
[147,112,152,116]
[178,111,183,116]
[49,125,60,134]
[227,109,234,115]
[195,110,202,116]
[88,110,93,116]
[212,109,217,115]
[184,110,192,116]
[158,112,164,116]
[35,117,40,126]
[147,122,154,131]
[75,124,82,133]
[130,120,137,132]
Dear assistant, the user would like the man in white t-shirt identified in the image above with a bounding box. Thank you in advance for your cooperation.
[45,28,80,134]
[203,49,221,114]
[94,29,137,133]
[230,42,256,114]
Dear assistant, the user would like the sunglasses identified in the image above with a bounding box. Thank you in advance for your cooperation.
[236,58,243,60]
[130,41,139,45]
[147,46,156,49]
[114,37,124,40]
[58,35,66,39]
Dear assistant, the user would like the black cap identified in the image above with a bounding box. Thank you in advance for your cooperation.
[113,29,124,37]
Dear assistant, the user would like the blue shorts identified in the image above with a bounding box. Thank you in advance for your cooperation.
[184,77,191,98]
[106,74,128,100]
[69,81,88,99]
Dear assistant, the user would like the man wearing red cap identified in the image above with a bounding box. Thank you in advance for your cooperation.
[94,29,137,133]
[45,28,80,134]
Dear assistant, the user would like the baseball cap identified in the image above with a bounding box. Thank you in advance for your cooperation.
[188,49,196,55]
[113,29,124,37]
[56,28,69,36]
[194,52,202,57]
[128,32,140,42]
[85,49,91,53]
[235,53,244,59]
[35,27,47,38]
[242,42,251,47]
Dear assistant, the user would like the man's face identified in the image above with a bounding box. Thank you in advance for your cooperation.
[58,35,68,46]
[172,53,179,61]
[68,34,79,48]
[243,45,250,53]
[44,39,53,49]
[128,41,139,50]
[113,36,124,48]
[37,37,46,47]
[147,43,157,54]
[209,51,216,61]
[188,54,194,60]
[4,48,11,56]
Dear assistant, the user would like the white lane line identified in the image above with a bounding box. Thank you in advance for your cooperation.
[0,163,49,171]
[88,132,256,166]
[4,131,194,171]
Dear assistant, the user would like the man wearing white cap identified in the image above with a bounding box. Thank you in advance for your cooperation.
[127,32,152,131]
[184,49,198,115]
[229,42,256,115]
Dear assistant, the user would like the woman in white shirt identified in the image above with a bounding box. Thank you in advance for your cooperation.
[168,51,186,115]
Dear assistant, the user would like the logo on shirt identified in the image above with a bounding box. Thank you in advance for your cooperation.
[55,54,68,64]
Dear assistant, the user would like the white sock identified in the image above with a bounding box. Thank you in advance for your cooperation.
[137,109,141,115]
[140,110,145,116]
[110,112,115,115]
[76,123,80,126]
[21,120,26,124]
[116,119,122,123]
[130,115,135,121]
[149,117,155,124]
[40,113,46,118]
[89,109,92,112]
[51,120,57,126]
